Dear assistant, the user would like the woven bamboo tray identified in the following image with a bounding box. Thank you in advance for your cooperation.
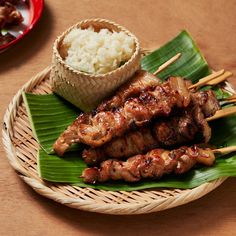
[2,67,228,215]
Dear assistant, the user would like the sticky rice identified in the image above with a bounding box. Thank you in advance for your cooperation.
[63,27,135,74]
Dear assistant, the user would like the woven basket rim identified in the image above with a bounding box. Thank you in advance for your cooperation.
[2,66,228,215]
[53,18,141,79]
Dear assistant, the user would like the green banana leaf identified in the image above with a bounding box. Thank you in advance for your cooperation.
[141,30,211,83]
[23,93,81,154]
[23,30,236,190]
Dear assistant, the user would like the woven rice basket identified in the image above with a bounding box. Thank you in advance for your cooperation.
[50,18,141,112]
[2,67,229,215]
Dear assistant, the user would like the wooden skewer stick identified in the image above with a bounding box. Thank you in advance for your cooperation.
[213,146,236,154]
[189,71,233,89]
[222,94,236,104]
[206,71,233,86]
[153,53,181,75]
[206,106,236,122]
[152,54,232,90]
[225,94,236,101]
[151,54,232,99]
[223,99,236,105]
[189,69,225,89]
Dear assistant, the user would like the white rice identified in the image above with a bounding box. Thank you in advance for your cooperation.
[63,27,135,74]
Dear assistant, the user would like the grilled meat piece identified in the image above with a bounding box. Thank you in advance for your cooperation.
[191,90,220,117]
[0,2,23,29]
[96,70,161,112]
[82,102,213,165]
[54,77,191,155]
[82,127,158,165]
[52,113,89,157]
[82,145,215,183]
[192,104,211,143]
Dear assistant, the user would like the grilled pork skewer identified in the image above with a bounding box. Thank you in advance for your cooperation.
[82,145,216,184]
[83,104,236,166]
[82,98,217,165]
[53,69,232,156]
[82,145,236,184]
[54,76,192,156]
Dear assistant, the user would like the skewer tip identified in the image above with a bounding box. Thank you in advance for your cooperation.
[153,53,182,75]
[213,146,236,155]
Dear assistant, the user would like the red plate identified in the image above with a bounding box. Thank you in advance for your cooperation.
[0,0,44,53]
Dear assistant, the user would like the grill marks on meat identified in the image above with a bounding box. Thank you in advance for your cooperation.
[82,145,216,183]
[82,103,213,165]
[81,90,220,165]
[191,90,220,117]
[153,112,198,146]
[54,77,191,155]
[96,70,161,112]
[82,127,158,165]
[77,111,127,146]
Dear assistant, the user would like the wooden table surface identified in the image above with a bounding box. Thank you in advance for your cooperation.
[1,0,236,235]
